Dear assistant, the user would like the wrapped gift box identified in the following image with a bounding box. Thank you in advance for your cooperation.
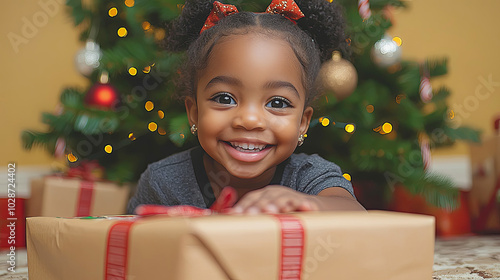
[26,176,131,217]
[27,211,435,280]
[469,135,500,233]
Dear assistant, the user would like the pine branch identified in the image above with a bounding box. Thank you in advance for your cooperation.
[425,58,448,77]
[66,0,93,26]
[21,131,56,153]
[444,126,481,143]
[60,88,85,109]
[42,111,76,134]
[431,86,451,102]
[420,173,460,210]
[100,38,159,72]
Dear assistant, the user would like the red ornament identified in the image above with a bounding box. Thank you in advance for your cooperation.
[84,83,120,109]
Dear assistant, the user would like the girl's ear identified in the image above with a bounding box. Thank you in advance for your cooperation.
[299,106,314,136]
[185,96,198,126]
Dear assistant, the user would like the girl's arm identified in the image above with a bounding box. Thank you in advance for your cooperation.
[314,187,366,211]
[230,185,365,214]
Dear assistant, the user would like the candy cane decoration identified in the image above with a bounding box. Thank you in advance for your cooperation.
[419,133,431,170]
[358,0,372,20]
[419,63,433,103]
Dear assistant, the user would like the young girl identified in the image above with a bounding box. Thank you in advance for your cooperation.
[127,0,365,214]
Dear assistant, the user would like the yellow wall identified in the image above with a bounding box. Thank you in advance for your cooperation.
[1,1,87,167]
[1,0,499,167]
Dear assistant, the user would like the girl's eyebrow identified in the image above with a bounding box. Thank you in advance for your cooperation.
[205,75,242,89]
[264,81,300,99]
[205,76,300,99]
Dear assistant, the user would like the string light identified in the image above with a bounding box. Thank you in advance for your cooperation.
[124,0,134,7]
[345,124,355,133]
[142,21,151,31]
[148,122,158,132]
[382,122,393,134]
[366,104,374,113]
[396,94,406,104]
[448,109,455,119]
[128,132,136,141]
[377,149,385,157]
[154,29,165,41]
[128,67,137,76]
[158,110,165,119]
[67,153,78,162]
[104,144,113,153]
[145,101,154,111]
[320,117,330,127]
[158,127,167,135]
[117,27,128,37]
[108,7,118,17]
[143,66,151,73]
[392,36,402,46]
[343,173,351,181]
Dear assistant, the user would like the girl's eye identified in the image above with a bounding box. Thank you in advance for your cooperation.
[211,93,236,105]
[266,97,292,109]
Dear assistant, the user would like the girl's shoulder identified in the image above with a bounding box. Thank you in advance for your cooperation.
[147,147,199,173]
[288,152,341,170]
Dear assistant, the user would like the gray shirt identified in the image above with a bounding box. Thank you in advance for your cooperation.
[127,146,354,214]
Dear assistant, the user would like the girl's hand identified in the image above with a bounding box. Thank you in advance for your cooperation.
[230,185,319,214]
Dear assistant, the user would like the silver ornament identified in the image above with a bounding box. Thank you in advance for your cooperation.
[371,35,402,68]
[75,40,102,76]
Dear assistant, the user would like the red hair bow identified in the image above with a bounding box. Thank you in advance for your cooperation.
[200,0,305,34]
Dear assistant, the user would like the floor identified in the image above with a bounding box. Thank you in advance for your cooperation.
[1,235,499,279]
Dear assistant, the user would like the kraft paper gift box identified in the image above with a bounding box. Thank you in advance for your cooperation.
[469,135,500,233]
[27,210,435,280]
[26,176,131,217]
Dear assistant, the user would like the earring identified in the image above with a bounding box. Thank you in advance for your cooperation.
[190,124,198,136]
[298,134,305,146]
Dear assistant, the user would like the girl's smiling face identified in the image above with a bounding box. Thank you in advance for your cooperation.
[186,32,313,180]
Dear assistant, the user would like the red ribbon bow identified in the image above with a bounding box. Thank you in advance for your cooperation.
[200,0,305,33]
[135,186,238,216]
[66,160,105,181]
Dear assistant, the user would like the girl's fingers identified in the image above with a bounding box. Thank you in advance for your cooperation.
[229,186,318,214]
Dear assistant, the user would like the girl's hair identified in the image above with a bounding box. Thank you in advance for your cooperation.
[163,0,349,106]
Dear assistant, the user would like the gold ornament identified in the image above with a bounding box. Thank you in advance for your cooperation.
[318,51,358,100]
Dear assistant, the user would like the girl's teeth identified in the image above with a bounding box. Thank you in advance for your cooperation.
[230,142,266,151]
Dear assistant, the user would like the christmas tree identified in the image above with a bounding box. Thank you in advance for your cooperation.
[22,0,479,209]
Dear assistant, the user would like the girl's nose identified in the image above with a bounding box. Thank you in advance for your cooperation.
[232,103,266,130]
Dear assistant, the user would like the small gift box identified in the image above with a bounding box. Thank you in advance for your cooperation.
[27,210,435,280]
[469,133,500,233]
[26,176,131,217]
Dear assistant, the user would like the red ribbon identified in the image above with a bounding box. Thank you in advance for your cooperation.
[104,186,306,279]
[200,0,305,33]
[276,215,305,280]
[66,160,104,181]
[76,181,94,217]
[105,221,135,280]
